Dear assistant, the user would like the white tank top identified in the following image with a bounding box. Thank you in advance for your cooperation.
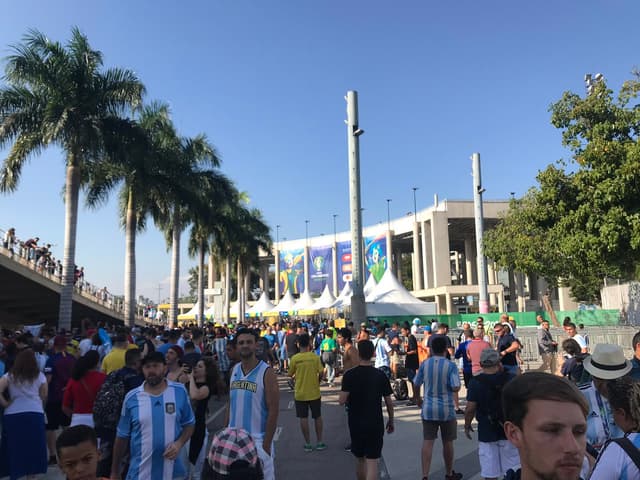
[228,360,269,439]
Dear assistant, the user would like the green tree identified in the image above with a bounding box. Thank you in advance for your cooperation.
[0,28,144,330]
[485,72,640,302]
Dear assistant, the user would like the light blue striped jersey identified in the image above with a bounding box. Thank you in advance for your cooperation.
[228,360,269,439]
[116,381,195,480]
[414,356,460,421]
[580,382,623,451]
[590,432,640,480]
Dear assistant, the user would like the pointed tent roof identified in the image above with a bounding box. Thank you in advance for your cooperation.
[177,301,201,320]
[203,304,216,319]
[364,274,378,301]
[314,285,336,310]
[331,281,352,308]
[368,269,425,304]
[293,289,317,311]
[248,292,276,315]
[276,289,296,312]
[229,299,251,318]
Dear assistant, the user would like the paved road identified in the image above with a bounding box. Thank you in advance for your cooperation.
[36,373,486,480]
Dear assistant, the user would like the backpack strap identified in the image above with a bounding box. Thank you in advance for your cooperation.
[612,437,640,471]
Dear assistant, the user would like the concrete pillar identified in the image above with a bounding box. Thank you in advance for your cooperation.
[395,251,402,281]
[437,294,447,314]
[445,292,454,314]
[421,220,434,289]
[332,242,338,297]
[514,271,526,312]
[259,263,269,294]
[207,254,217,289]
[412,222,423,290]
[507,269,517,312]
[497,285,505,313]
[430,211,451,288]
[303,246,310,294]
[487,260,497,307]
[464,238,477,285]
[274,249,280,300]
[558,286,579,311]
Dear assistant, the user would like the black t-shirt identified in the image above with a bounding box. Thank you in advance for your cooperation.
[497,334,518,366]
[285,333,299,356]
[342,365,392,433]
[427,333,453,359]
[405,335,419,370]
[466,372,514,442]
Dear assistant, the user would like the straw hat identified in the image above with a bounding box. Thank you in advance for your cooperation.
[583,344,632,380]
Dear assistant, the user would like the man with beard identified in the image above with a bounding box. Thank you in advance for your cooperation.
[503,372,589,480]
[226,328,280,480]
[110,352,195,479]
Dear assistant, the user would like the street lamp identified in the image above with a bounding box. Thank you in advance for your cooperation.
[332,214,338,243]
[276,224,280,247]
[386,199,392,231]
[412,187,418,222]
[305,220,310,246]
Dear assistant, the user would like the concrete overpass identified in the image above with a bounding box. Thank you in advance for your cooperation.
[0,249,133,328]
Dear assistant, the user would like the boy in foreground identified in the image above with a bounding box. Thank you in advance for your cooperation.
[57,425,106,480]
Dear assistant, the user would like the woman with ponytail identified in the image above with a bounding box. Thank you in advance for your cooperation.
[589,376,640,479]
[62,350,106,427]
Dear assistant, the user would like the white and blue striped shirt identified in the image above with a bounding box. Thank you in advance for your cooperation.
[117,381,195,480]
[414,356,460,421]
[228,360,269,440]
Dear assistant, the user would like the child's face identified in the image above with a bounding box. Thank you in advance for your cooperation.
[58,440,99,480]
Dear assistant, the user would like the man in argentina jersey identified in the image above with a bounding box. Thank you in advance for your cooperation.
[111,352,195,480]
[413,336,463,480]
[226,328,280,480]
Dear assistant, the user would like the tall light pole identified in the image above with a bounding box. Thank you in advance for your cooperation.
[386,199,392,231]
[276,224,280,246]
[346,90,366,323]
[412,187,419,222]
[332,214,338,243]
[472,153,489,314]
[305,220,309,246]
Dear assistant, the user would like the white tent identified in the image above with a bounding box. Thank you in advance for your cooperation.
[330,282,352,308]
[229,299,251,318]
[276,289,297,312]
[363,274,378,301]
[293,289,317,312]
[177,302,201,321]
[203,304,216,319]
[366,269,437,316]
[247,292,276,315]
[314,285,336,310]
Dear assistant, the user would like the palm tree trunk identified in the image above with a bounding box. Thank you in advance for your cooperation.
[224,256,231,324]
[58,162,81,331]
[124,188,137,327]
[169,206,181,328]
[237,259,244,322]
[197,239,205,328]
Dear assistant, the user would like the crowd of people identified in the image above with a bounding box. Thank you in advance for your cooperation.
[0,315,639,479]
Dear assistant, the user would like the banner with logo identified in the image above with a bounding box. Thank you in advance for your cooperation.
[308,245,333,295]
[279,248,305,294]
[364,234,387,282]
[337,240,352,292]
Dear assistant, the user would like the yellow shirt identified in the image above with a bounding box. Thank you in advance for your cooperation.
[289,351,323,401]
[101,344,138,374]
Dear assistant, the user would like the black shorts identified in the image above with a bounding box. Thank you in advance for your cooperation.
[350,428,384,459]
[295,398,322,419]
[45,401,71,430]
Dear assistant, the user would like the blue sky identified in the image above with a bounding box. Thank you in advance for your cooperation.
[1,1,638,301]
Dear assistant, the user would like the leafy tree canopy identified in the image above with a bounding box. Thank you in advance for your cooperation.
[484,71,640,303]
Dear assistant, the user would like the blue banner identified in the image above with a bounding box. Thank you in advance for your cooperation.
[308,246,333,295]
[279,248,304,295]
[365,234,387,282]
[337,240,352,292]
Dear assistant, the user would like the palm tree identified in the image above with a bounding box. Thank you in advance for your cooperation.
[154,136,221,327]
[187,172,235,327]
[0,28,144,330]
[86,102,192,326]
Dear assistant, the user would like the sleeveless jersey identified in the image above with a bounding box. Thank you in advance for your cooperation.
[228,360,269,439]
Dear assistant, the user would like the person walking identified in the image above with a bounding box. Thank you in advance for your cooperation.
[110,351,195,479]
[464,349,519,480]
[467,328,493,376]
[413,336,463,480]
[536,320,558,374]
[62,350,106,427]
[372,328,392,380]
[339,340,394,480]
[226,328,280,480]
[289,333,326,452]
[493,323,520,376]
[320,329,338,387]
[0,349,49,479]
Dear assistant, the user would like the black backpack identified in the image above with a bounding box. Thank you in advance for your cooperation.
[93,369,134,432]
[477,372,509,432]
